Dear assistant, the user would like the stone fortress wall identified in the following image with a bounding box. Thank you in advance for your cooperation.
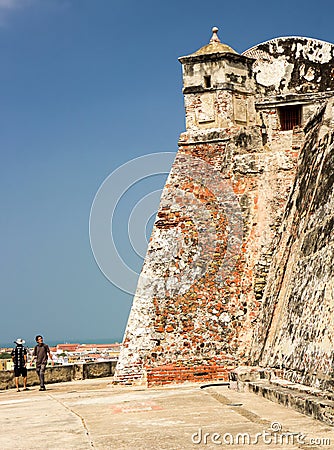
[254,100,334,390]
[115,30,334,388]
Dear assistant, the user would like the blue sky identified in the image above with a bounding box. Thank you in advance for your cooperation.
[1,0,333,346]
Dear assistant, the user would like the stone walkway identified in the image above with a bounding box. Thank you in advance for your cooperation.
[0,377,333,449]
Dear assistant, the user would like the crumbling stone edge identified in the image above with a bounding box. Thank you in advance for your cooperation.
[229,367,334,427]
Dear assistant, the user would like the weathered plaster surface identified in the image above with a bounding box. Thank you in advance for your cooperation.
[254,100,334,390]
[243,37,334,95]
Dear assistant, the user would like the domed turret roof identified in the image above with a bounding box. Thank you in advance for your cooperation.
[190,27,237,56]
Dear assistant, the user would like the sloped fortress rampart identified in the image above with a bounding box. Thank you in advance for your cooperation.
[115,29,334,387]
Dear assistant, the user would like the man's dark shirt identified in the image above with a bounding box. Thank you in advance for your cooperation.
[33,343,50,365]
[11,345,27,368]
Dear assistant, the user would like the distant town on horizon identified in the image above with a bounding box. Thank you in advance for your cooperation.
[0,337,123,349]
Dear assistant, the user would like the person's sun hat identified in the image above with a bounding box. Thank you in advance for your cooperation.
[14,338,25,345]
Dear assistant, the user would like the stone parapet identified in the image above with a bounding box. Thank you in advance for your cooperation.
[0,361,117,390]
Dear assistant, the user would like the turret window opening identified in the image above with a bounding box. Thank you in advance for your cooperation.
[279,105,302,131]
[204,75,211,88]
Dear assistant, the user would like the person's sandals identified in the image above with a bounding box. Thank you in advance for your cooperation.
[23,388,29,391]
[16,389,20,392]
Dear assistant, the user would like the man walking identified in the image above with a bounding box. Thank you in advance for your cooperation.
[11,338,28,392]
[30,335,54,391]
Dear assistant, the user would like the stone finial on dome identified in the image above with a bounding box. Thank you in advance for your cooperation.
[179,25,238,59]
[210,27,221,43]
